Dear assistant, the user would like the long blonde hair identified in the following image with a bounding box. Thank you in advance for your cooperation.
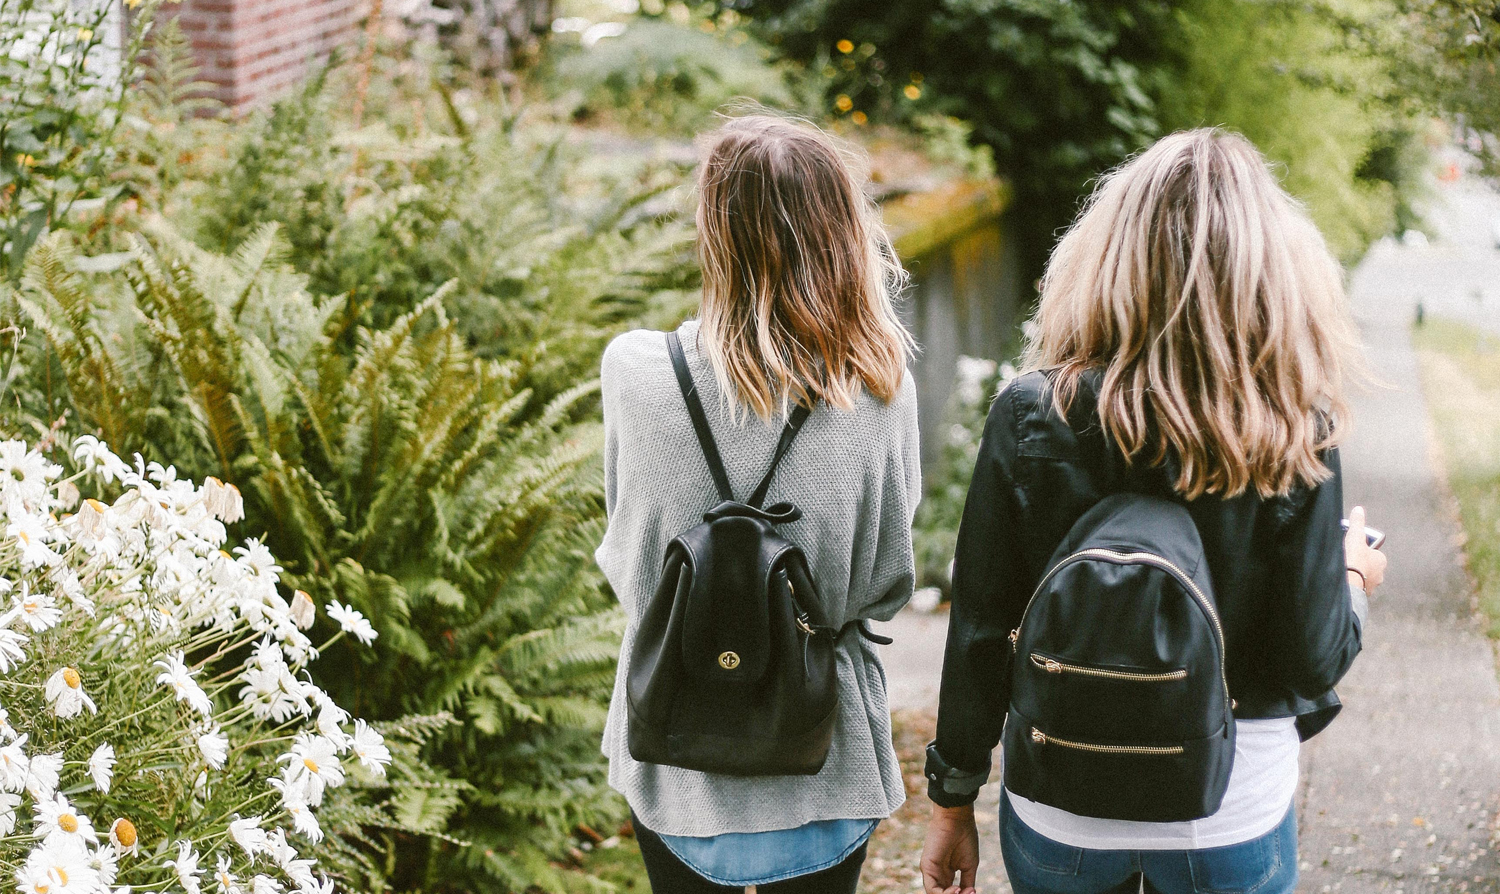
[1023,128,1363,499]
[695,115,913,419]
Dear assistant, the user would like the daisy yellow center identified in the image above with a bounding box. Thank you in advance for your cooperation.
[58,813,78,833]
[56,870,66,885]
[36,883,47,893]
[85,498,106,512]
[62,667,81,689]
[113,818,137,847]
[303,757,319,774]
[16,531,28,544]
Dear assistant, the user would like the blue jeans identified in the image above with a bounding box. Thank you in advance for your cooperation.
[1000,793,1298,894]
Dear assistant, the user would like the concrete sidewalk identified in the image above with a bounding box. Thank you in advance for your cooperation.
[875,176,1500,891]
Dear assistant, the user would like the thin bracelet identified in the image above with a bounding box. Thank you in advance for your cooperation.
[1346,567,1367,590]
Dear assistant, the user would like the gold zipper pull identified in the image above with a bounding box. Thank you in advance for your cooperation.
[1031,728,1046,745]
[1009,629,1020,652]
[1044,658,1062,674]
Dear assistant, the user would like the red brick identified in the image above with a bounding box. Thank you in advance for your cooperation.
[160,0,364,111]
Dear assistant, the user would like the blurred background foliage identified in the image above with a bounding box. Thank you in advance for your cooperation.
[0,0,1496,890]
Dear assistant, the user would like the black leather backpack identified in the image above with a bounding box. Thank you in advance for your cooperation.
[1003,493,1236,821]
[626,331,884,776]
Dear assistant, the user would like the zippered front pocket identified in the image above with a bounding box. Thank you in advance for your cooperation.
[1029,652,1187,683]
[1029,726,1185,756]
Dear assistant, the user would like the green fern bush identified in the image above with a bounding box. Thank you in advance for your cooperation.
[153,49,698,404]
[12,226,636,891]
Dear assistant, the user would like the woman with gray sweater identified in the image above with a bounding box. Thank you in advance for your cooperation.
[595,115,922,892]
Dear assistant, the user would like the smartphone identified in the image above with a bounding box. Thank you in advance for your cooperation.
[1340,518,1387,550]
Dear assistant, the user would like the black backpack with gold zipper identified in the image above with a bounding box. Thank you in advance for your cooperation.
[1003,493,1235,821]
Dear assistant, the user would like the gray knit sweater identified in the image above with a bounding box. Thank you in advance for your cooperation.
[596,320,921,836]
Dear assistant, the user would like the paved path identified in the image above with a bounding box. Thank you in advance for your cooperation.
[875,163,1500,893]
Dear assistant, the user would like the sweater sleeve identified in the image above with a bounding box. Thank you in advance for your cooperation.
[858,374,922,622]
[927,384,1026,807]
[600,338,622,519]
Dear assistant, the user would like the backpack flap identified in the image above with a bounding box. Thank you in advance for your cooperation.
[680,514,774,683]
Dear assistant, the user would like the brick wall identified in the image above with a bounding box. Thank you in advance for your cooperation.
[168,0,366,110]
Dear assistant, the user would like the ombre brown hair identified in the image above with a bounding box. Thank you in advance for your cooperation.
[695,115,913,419]
[1023,128,1364,499]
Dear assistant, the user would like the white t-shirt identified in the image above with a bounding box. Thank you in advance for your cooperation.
[1006,717,1299,850]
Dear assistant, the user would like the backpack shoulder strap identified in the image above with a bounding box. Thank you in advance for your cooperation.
[747,402,811,509]
[666,331,734,503]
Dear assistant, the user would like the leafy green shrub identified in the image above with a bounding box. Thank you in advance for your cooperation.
[162,59,698,402]
[13,226,630,891]
[549,17,799,133]
[0,0,168,279]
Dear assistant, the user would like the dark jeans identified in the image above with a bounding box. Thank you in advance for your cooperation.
[1001,792,1298,894]
[633,816,867,893]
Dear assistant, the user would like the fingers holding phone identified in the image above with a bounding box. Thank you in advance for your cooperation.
[1343,506,1388,595]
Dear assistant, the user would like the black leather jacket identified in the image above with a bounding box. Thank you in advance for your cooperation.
[927,370,1362,807]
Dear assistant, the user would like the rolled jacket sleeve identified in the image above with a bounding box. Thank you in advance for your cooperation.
[1266,448,1363,699]
[928,385,1026,806]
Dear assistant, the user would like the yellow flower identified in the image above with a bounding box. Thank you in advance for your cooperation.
[851,111,869,126]
[836,39,854,54]
[835,94,853,112]
[62,667,80,689]
[77,28,93,42]
[904,84,922,100]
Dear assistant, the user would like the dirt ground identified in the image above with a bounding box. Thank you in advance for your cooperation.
[862,710,1012,894]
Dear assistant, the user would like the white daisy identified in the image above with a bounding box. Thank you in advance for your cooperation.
[197,725,229,770]
[250,876,283,894]
[8,514,60,568]
[0,627,28,673]
[213,855,242,894]
[350,721,390,777]
[15,839,100,894]
[166,839,203,894]
[154,651,213,716]
[44,666,97,718]
[228,815,266,859]
[325,601,376,645]
[75,497,110,539]
[282,792,322,844]
[277,734,343,807]
[26,750,63,799]
[200,476,245,524]
[89,844,119,887]
[288,590,315,630]
[0,440,60,508]
[11,583,61,632]
[0,734,29,791]
[33,793,99,848]
[313,698,350,749]
[0,791,21,834]
[233,541,282,580]
[88,743,115,793]
[72,436,131,484]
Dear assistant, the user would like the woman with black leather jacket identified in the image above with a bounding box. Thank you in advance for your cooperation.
[920,128,1388,894]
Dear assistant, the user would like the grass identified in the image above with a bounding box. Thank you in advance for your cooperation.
[1412,317,1500,637]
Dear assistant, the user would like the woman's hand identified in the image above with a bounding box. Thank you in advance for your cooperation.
[921,804,980,894]
[1345,505,1387,595]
